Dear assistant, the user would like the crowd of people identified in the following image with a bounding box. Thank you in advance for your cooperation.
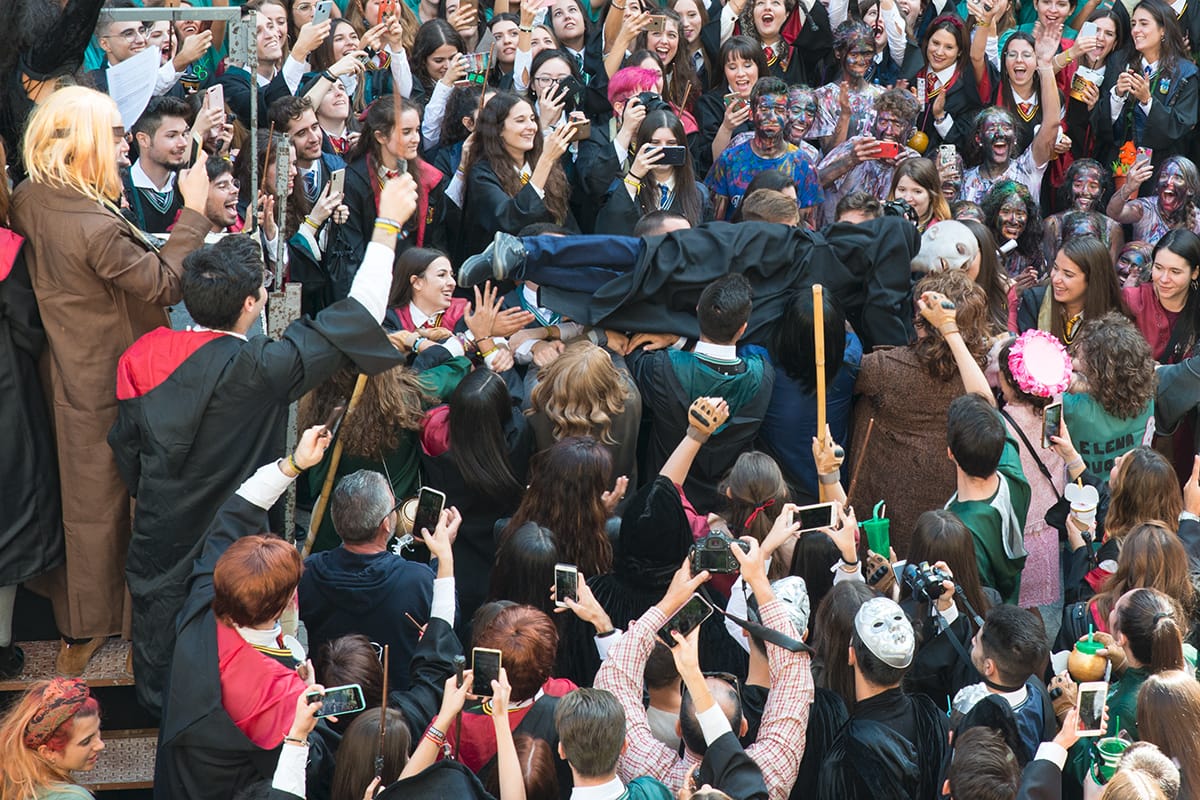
[3,0,1200,796]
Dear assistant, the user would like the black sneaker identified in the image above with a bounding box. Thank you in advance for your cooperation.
[0,644,25,679]
[458,232,527,286]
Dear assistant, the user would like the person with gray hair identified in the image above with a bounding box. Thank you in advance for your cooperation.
[298,469,461,691]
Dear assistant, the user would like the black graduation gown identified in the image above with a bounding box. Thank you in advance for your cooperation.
[154,490,335,799]
[537,216,920,351]
[461,160,580,260]
[816,688,950,800]
[108,299,404,716]
[121,168,185,235]
[573,122,624,233]
[697,731,770,800]
[694,87,752,179]
[0,232,63,586]
[913,61,987,151]
[594,177,712,234]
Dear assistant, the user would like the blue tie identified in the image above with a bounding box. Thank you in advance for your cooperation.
[660,185,670,208]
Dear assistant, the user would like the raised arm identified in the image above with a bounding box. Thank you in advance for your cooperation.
[917,289,993,403]
[491,669,527,800]
[1105,159,1152,223]
[1029,47,1062,167]
[659,397,730,485]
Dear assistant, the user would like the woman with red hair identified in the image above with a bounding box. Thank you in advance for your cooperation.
[0,678,104,799]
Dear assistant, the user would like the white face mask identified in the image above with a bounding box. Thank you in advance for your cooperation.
[855,597,915,668]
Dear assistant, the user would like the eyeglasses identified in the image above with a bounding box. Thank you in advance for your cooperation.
[103,25,150,43]
[533,75,569,87]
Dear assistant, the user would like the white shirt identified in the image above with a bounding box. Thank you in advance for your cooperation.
[692,340,738,362]
[570,777,627,800]
[130,160,177,192]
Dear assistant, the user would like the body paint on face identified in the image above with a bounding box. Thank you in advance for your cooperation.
[997,193,1028,242]
[1116,241,1154,285]
[1070,164,1105,211]
[873,109,910,143]
[784,87,817,144]
[977,110,1016,167]
[1157,160,1193,217]
[753,93,787,144]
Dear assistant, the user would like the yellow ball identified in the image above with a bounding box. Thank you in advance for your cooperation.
[908,131,930,153]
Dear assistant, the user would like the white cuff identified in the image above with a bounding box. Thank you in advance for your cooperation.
[1110,88,1126,122]
[237,461,296,510]
[594,628,624,661]
[1140,98,1153,114]
[348,241,394,322]
[272,739,309,797]
[283,54,309,94]
[1035,741,1069,770]
[430,576,456,624]
[934,113,954,137]
[938,602,960,626]
[696,700,733,744]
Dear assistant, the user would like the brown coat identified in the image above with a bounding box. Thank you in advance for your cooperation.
[847,345,966,557]
[10,181,209,639]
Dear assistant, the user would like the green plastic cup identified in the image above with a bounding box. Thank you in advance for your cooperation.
[1094,736,1129,783]
[862,517,891,556]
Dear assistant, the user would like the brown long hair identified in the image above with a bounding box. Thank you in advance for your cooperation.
[1091,523,1194,625]
[1114,588,1186,674]
[1105,448,1182,543]
[299,365,430,460]
[461,92,570,225]
[634,8,702,108]
[528,341,631,445]
[502,436,613,576]
[330,708,411,800]
[1053,238,1128,344]
[912,271,991,381]
[906,509,992,617]
[1137,671,1200,798]
[719,452,790,579]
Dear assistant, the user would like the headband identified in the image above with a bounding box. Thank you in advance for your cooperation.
[24,679,90,749]
[1007,329,1072,398]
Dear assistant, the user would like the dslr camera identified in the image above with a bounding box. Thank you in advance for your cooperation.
[902,561,952,604]
[634,91,673,115]
[690,530,751,574]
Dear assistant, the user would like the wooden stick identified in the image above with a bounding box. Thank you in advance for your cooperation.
[375,644,389,779]
[813,284,826,443]
[257,121,276,197]
[303,372,370,557]
[846,417,875,507]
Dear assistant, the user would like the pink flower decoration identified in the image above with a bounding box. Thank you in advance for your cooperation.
[1007,329,1072,398]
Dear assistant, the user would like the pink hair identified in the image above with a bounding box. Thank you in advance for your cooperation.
[608,67,661,106]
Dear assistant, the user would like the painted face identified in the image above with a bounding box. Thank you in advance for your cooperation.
[1035,0,1071,27]
[1152,247,1199,307]
[332,24,361,58]
[551,0,585,46]
[753,0,787,39]
[939,157,963,201]
[426,43,461,81]
[647,20,681,64]
[501,100,540,157]
[894,175,931,220]
[784,88,817,143]
[492,20,521,63]
[997,193,1028,242]
[412,256,458,311]
[844,41,875,79]
[978,112,1016,165]
[1062,214,1103,242]
[1117,245,1153,285]
[41,715,105,773]
[752,93,786,139]
[1070,166,1104,210]
[1050,250,1089,307]
[205,172,241,229]
[530,26,556,56]
[873,109,909,143]
[1004,39,1036,86]
[925,28,960,72]
[725,55,759,95]
[1157,162,1192,215]
[1130,7,1165,55]
[675,0,703,44]
[288,109,324,162]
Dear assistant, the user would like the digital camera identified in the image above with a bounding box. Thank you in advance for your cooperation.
[902,560,952,604]
[689,531,751,574]
[635,91,673,115]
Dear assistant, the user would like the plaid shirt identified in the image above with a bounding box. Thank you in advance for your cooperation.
[594,600,814,800]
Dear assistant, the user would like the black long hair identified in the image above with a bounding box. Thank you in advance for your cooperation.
[772,287,847,393]
[632,110,705,225]
[447,368,524,504]
[412,19,466,95]
[1127,0,1190,81]
[1155,229,1200,362]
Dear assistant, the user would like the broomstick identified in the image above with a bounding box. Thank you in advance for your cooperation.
[846,417,875,507]
[813,284,826,442]
[375,644,390,781]
[303,373,370,557]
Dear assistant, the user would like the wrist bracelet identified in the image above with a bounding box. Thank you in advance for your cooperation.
[284,736,308,746]
[939,324,959,335]
[818,470,841,486]
[479,346,499,359]
[685,427,711,443]
[623,177,642,189]
[375,220,403,236]
[519,24,534,31]
[303,215,320,229]
[595,628,617,638]
[321,70,336,82]
[545,324,560,341]
[376,216,403,228]
[287,453,303,474]
[412,336,426,353]
[1065,456,1084,472]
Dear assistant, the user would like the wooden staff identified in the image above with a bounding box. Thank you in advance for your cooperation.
[846,417,875,507]
[303,373,369,557]
[375,644,389,780]
[813,284,826,442]
[256,120,276,197]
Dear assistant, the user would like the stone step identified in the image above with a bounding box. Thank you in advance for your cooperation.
[75,729,157,792]
[0,639,133,692]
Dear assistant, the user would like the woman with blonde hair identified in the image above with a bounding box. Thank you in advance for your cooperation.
[0,678,104,800]
[9,86,211,675]
[528,340,642,484]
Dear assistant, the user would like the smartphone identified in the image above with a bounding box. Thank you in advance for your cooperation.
[312,0,333,24]
[472,647,502,697]
[569,118,591,140]
[937,143,957,169]
[411,486,446,539]
[377,0,397,23]
[646,14,667,33]
[1135,146,1153,166]
[554,562,579,607]
[329,168,346,196]
[466,51,490,74]
[723,92,748,111]
[796,502,836,534]
[1076,681,1108,736]
[876,140,901,159]
[1078,20,1098,39]
[1042,402,1063,449]
[305,683,366,718]
[656,145,688,166]
[188,131,202,168]
[322,401,347,436]
[656,592,714,646]
[458,0,478,23]
[205,84,224,113]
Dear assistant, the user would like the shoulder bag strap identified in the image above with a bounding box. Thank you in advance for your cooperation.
[998,408,1062,499]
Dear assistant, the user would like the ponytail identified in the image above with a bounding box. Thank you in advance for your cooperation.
[1149,613,1186,674]
[1116,588,1186,673]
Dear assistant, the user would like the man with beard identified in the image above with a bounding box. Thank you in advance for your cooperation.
[960,72,1060,205]
[123,97,192,233]
[809,21,885,148]
[816,87,921,224]
[706,76,822,221]
[1106,154,1200,246]
[199,158,244,233]
[270,95,345,207]
[1045,158,1123,263]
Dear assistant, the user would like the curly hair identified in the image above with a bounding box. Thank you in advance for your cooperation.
[875,87,920,129]
[912,271,992,381]
[299,365,430,459]
[738,0,798,43]
[981,179,1043,263]
[1073,312,1155,420]
[528,341,631,444]
[1058,158,1112,211]
[462,92,571,226]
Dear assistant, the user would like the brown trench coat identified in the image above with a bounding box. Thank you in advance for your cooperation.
[9,181,209,639]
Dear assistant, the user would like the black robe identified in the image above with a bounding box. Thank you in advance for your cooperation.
[461,160,580,262]
[538,217,920,351]
[0,231,62,586]
[108,298,403,716]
